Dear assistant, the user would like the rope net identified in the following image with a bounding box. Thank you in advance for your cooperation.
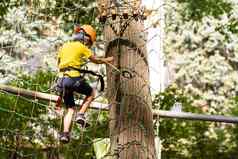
[0,0,163,158]
[0,72,110,158]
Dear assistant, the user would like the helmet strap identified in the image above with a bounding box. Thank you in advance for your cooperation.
[74,30,92,47]
[76,31,85,42]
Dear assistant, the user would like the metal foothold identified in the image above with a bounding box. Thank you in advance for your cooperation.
[99,16,107,23]
[123,13,128,19]
[123,10,128,19]
[122,70,134,79]
[111,8,116,20]
[141,14,147,20]
[133,10,139,18]
[112,14,117,20]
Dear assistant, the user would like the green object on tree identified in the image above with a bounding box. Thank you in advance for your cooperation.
[93,138,110,159]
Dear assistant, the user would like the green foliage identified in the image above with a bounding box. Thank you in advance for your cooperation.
[154,86,238,158]
[11,70,56,92]
[177,0,233,21]
[165,0,238,113]
[0,70,55,157]
[31,0,97,32]
[0,0,22,23]
[153,84,195,112]
[162,0,238,157]
[0,0,97,28]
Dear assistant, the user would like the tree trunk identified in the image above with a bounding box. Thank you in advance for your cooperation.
[99,1,157,158]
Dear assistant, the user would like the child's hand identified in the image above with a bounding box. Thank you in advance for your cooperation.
[105,56,114,63]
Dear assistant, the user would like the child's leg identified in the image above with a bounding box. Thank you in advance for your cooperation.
[74,77,95,114]
[61,77,76,132]
[79,88,96,114]
[74,78,95,127]
[63,107,75,132]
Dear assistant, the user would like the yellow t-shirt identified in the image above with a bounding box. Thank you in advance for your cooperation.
[57,41,92,77]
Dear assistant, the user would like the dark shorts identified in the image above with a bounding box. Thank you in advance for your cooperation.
[56,77,93,107]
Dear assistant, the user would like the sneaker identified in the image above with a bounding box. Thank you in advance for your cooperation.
[75,114,90,128]
[59,132,70,144]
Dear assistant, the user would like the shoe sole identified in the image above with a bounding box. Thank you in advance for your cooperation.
[59,138,70,144]
[76,119,90,128]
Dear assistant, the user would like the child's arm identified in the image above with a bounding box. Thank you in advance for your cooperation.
[89,55,113,64]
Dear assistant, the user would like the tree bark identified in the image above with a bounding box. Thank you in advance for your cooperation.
[99,1,157,158]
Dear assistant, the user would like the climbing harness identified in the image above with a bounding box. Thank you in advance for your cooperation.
[59,67,105,92]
